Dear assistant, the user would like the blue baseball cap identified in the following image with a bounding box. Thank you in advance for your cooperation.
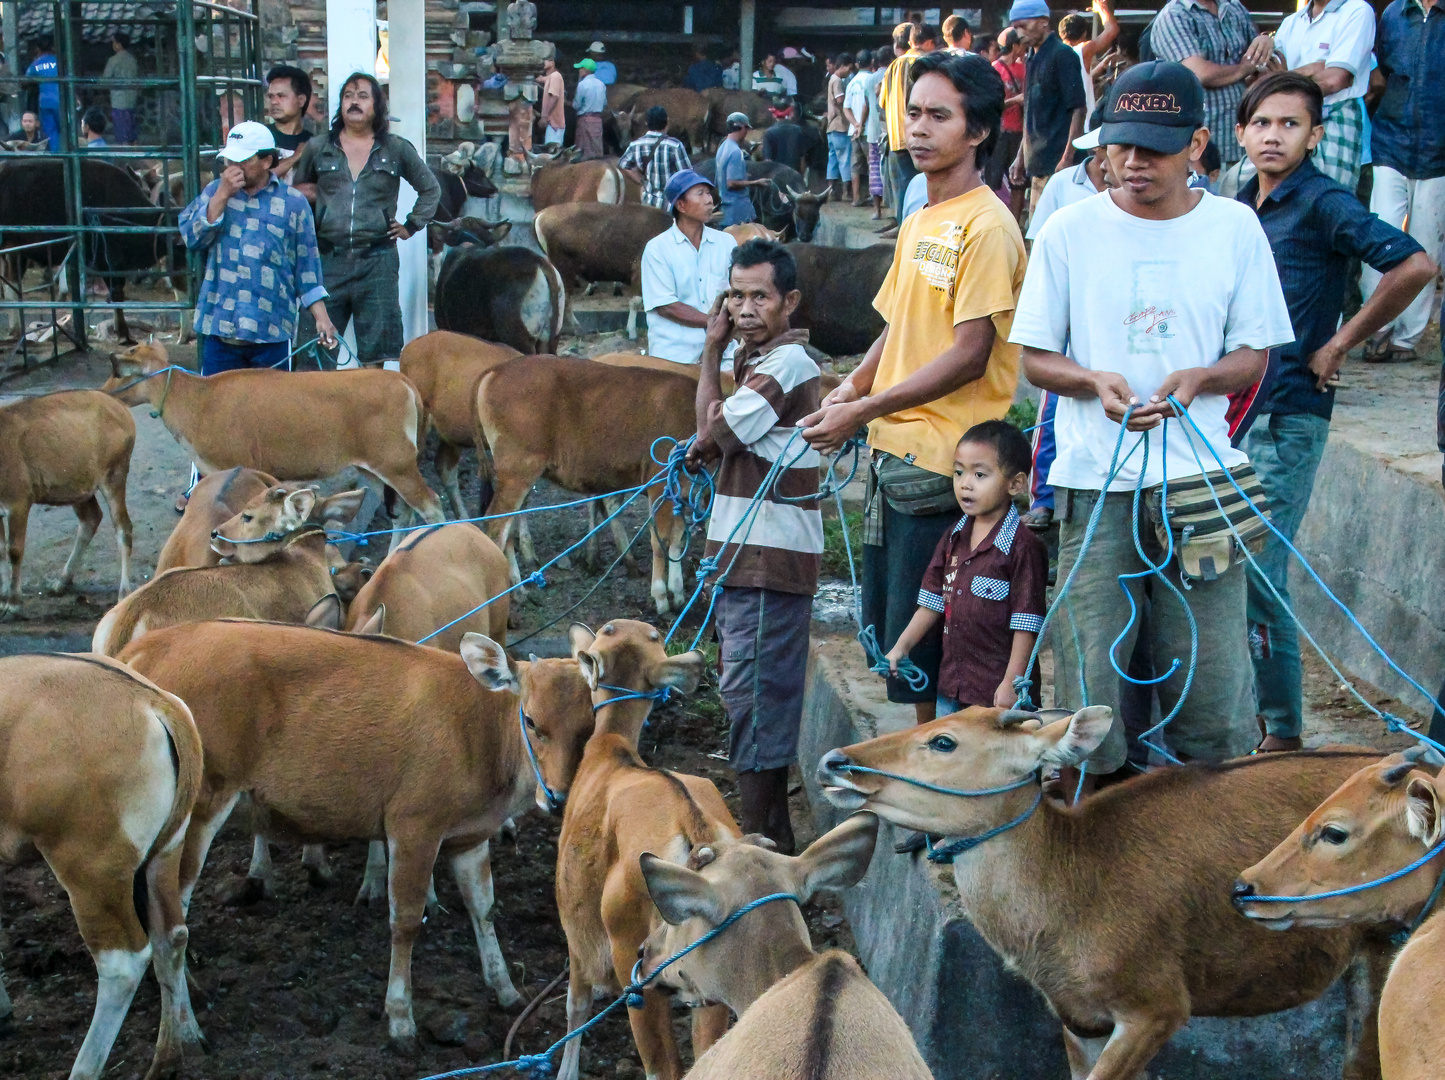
[663,169,716,213]
[1008,0,1051,21]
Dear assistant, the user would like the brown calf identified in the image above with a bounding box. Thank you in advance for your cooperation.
[0,653,203,1080]
[345,521,510,650]
[0,389,134,616]
[528,156,628,211]
[556,620,720,1080]
[637,813,933,1080]
[155,468,363,574]
[475,355,694,614]
[105,343,444,550]
[117,620,597,1049]
[1235,746,1445,1080]
[92,517,340,656]
[817,707,1393,1080]
[398,330,520,518]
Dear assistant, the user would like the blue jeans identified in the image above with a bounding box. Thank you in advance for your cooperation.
[936,693,968,716]
[1244,412,1331,740]
[826,131,852,180]
[1029,390,1058,513]
[200,335,291,375]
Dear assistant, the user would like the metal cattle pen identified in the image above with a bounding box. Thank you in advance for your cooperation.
[0,0,261,373]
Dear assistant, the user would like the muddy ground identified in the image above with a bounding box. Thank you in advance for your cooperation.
[0,334,1426,1080]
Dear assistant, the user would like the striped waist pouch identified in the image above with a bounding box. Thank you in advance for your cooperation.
[1154,463,1271,582]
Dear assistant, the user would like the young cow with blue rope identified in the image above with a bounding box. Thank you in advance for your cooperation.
[1009,61,1295,796]
[685,238,822,855]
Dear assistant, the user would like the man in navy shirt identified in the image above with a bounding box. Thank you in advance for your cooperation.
[1236,72,1436,751]
[683,46,724,92]
[1007,0,1086,216]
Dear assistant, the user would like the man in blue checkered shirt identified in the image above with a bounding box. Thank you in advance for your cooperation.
[180,121,337,375]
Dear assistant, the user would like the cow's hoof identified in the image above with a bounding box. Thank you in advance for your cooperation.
[389,1032,419,1057]
[499,817,519,844]
[43,577,72,596]
[495,985,525,1012]
[219,876,269,906]
[354,882,387,908]
[305,862,335,889]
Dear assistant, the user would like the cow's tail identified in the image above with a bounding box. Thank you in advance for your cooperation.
[533,207,553,256]
[472,370,498,514]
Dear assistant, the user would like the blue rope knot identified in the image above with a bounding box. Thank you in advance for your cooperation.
[515,1054,555,1077]
[857,624,929,692]
[624,988,646,1010]
[525,570,547,589]
[1011,673,1036,712]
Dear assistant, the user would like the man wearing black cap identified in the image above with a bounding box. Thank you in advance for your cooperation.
[1009,61,1294,796]
[639,170,737,365]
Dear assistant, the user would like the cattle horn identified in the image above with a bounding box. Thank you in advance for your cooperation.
[1383,743,1445,785]
[784,185,806,202]
[998,709,1040,728]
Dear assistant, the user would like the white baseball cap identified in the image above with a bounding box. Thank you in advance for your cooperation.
[219,120,288,162]
[1072,126,1102,151]
[588,40,606,53]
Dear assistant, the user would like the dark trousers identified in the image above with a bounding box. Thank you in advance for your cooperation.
[718,586,813,773]
[862,500,955,705]
[297,246,403,366]
[888,148,918,207]
[200,335,290,375]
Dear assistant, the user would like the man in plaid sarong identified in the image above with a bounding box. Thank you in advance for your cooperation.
[1312,96,1365,189]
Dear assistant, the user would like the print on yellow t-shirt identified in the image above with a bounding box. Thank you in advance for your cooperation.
[869,186,1028,478]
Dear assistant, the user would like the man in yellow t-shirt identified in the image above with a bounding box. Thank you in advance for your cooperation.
[803,50,1025,728]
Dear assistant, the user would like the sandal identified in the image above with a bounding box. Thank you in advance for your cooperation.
[1021,505,1053,530]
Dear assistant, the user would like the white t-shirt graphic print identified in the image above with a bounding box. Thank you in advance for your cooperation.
[1008,190,1293,492]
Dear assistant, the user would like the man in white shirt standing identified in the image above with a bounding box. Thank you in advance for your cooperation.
[640,170,738,364]
[1025,126,1116,240]
[1272,0,1375,189]
[1010,62,1293,795]
[845,49,873,206]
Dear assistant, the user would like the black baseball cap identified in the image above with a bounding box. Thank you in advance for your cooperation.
[1099,61,1206,155]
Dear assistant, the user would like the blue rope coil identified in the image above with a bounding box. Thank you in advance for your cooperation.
[413,892,801,1079]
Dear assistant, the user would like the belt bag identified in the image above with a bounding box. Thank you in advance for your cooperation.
[874,451,958,516]
[1155,463,1271,582]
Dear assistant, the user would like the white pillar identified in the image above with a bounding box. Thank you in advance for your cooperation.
[325,0,376,364]
[740,0,755,92]
[387,0,429,345]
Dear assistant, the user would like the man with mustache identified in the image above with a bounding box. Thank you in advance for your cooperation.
[292,71,440,368]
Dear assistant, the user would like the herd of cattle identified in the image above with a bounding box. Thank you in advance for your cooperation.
[0,310,1442,1078]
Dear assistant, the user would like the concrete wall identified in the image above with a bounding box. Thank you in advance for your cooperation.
[799,636,1352,1080]
[1293,430,1445,717]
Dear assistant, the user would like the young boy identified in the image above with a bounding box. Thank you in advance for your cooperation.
[884,419,1047,716]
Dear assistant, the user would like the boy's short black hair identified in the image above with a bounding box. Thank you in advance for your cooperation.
[730,238,797,295]
[911,23,944,49]
[1199,139,1221,174]
[1237,71,1323,130]
[959,419,1032,478]
[82,106,107,135]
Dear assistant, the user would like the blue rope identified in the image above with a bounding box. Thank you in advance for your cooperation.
[1012,408,1146,711]
[413,892,801,1079]
[593,683,675,711]
[414,485,653,645]
[106,363,184,398]
[1242,836,1445,905]
[926,789,1043,863]
[832,761,1036,799]
[516,700,564,814]
[1165,396,1445,755]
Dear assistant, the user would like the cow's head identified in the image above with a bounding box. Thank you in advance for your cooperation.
[1234,744,1445,929]
[525,147,570,170]
[818,706,1112,836]
[330,559,375,605]
[782,185,829,243]
[104,342,170,404]
[428,216,512,251]
[568,620,703,747]
[459,634,597,814]
[636,813,878,1013]
[211,484,364,562]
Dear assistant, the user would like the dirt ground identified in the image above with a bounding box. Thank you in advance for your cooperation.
[0,324,1433,1079]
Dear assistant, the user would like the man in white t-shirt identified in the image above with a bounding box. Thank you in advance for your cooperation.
[1009,61,1293,794]
[1272,0,1375,190]
[1025,126,1116,240]
[640,169,738,364]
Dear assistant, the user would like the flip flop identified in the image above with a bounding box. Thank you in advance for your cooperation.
[1021,506,1053,530]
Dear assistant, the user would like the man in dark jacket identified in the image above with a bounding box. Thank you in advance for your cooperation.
[292,72,440,367]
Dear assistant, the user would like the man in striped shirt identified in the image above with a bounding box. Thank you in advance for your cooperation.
[687,239,821,854]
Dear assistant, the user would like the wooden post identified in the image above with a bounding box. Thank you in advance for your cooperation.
[740,0,755,91]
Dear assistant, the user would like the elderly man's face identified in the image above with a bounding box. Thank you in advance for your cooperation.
[1012,16,1051,48]
[20,112,39,138]
[341,80,376,125]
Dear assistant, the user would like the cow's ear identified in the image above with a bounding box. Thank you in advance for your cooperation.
[304,593,343,629]
[461,633,517,691]
[1406,776,1445,848]
[318,488,365,525]
[353,604,385,635]
[640,853,726,925]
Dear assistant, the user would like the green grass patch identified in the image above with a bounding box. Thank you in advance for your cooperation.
[822,508,865,580]
[1006,396,1038,432]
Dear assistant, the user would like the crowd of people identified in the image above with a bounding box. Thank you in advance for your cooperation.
[622,2,1444,843]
